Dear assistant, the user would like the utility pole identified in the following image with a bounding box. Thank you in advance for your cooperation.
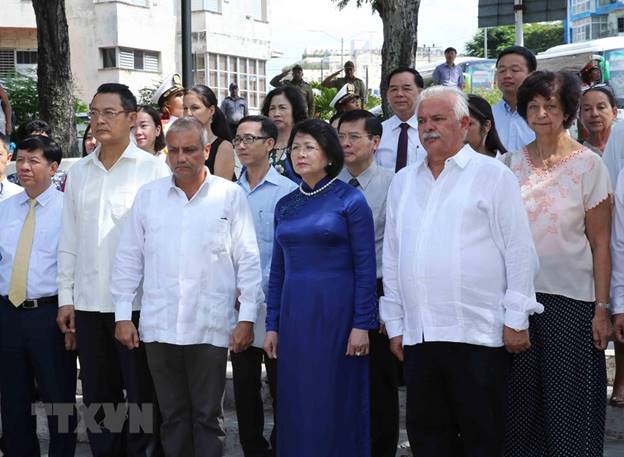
[514,0,524,46]
[484,27,488,58]
[181,0,193,87]
[341,37,344,67]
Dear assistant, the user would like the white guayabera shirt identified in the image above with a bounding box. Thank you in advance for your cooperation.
[58,143,171,312]
[111,170,265,347]
[380,145,542,347]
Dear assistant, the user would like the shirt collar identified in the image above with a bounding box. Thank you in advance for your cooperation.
[169,166,212,199]
[89,140,144,168]
[238,165,281,193]
[417,144,474,172]
[339,161,378,190]
[390,113,418,130]
[16,183,56,207]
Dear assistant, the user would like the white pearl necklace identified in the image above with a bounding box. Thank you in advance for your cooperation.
[299,177,338,197]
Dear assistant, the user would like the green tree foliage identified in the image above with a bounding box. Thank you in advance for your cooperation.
[465,22,564,59]
[3,74,39,125]
[311,82,337,121]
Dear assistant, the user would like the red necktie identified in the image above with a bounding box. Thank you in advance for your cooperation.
[395,123,409,172]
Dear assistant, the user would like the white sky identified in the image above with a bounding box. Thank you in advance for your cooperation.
[267,0,480,76]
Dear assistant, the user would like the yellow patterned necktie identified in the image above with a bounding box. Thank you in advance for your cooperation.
[8,199,37,307]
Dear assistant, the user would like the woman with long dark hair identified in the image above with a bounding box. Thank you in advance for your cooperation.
[466,94,507,157]
[184,85,235,180]
[134,105,166,158]
[261,86,308,183]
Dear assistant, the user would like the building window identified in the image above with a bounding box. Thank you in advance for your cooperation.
[196,52,266,110]
[101,47,160,72]
[192,0,221,13]
[102,48,117,68]
[0,49,15,78]
[250,0,267,21]
[16,50,38,65]
[591,15,609,39]
[571,0,591,15]
[597,0,614,7]
[618,17,624,33]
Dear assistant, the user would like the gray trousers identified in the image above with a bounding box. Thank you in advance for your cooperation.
[145,342,228,457]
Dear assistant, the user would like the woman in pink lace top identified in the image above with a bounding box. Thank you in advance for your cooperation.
[502,71,613,457]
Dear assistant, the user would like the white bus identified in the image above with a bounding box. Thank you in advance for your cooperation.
[537,37,624,108]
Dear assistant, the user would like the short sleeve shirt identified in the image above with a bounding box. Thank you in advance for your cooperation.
[505,147,611,301]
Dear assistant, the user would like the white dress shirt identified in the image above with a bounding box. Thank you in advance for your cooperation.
[602,120,624,187]
[0,177,23,202]
[0,185,62,298]
[375,114,426,171]
[380,145,542,347]
[338,161,393,278]
[492,100,535,153]
[111,171,265,347]
[58,143,170,312]
[611,168,624,314]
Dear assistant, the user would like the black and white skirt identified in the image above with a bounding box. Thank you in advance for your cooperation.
[504,293,607,457]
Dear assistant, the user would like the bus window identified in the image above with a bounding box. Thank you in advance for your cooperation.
[605,49,624,107]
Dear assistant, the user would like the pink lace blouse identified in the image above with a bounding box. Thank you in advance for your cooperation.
[504,147,611,301]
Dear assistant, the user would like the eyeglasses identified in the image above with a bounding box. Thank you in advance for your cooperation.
[337,133,373,142]
[232,135,270,146]
[87,109,132,120]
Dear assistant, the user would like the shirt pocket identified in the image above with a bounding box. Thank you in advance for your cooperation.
[109,188,135,223]
[258,210,274,243]
[206,218,231,257]
[36,229,59,256]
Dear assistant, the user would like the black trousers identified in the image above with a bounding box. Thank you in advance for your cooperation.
[403,342,511,457]
[369,329,400,457]
[145,342,228,457]
[75,310,162,457]
[231,346,277,457]
[0,297,77,457]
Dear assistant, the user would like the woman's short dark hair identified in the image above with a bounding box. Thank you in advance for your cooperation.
[583,85,617,109]
[288,119,343,178]
[517,71,581,130]
[467,95,507,155]
[138,105,166,152]
[82,123,93,157]
[16,135,62,166]
[187,85,233,141]
[261,86,308,124]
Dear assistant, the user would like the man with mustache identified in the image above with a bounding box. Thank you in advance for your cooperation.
[112,116,264,457]
[380,86,541,456]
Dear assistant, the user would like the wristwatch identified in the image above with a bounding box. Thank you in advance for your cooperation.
[596,302,611,312]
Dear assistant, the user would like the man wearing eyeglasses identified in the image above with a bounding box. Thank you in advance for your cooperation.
[57,83,169,457]
[337,109,397,457]
[231,115,296,457]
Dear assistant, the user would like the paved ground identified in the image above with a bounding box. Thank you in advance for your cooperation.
[36,406,624,457]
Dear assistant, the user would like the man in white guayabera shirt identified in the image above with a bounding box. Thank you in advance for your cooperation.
[112,116,264,457]
[380,85,542,457]
[57,83,170,457]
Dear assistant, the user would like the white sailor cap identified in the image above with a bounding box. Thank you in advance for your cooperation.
[329,83,359,109]
[151,73,184,107]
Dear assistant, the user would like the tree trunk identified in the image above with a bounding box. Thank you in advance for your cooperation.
[31,0,76,157]
[378,0,420,117]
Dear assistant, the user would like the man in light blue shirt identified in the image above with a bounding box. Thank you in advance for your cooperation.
[232,115,297,457]
[492,46,537,152]
[432,47,464,89]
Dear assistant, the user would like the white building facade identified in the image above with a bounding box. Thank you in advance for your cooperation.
[0,0,272,110]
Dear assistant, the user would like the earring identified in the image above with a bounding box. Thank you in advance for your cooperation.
[328,162,333,166]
